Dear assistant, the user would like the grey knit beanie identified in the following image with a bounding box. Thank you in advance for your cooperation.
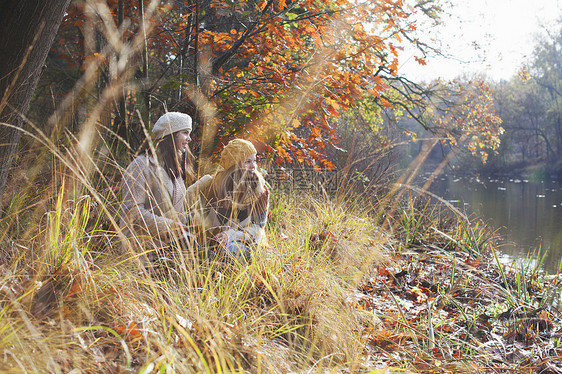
[152,112,192,139]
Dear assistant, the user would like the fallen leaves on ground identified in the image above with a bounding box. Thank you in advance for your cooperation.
[353,248,562,373]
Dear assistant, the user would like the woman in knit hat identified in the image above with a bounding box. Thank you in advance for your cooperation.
[187,139,269,262]
[120,112,195,260]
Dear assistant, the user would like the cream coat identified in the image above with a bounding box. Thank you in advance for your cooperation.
[120,154,187,250]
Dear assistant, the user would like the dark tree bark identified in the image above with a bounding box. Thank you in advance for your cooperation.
[114,0,127,142]
[0,0,71,211]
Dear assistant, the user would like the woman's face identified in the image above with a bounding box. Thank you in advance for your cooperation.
[240,153,257,173]
[174,130,191,154]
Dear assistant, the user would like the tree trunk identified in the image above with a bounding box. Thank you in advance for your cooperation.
[114,0,128,145]
[139,0,151,127]
[0,0,71,211]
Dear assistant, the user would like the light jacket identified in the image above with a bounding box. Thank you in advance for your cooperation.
[120,154,187,249]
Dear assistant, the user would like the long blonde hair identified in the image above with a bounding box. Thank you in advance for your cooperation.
[210,165,265,208]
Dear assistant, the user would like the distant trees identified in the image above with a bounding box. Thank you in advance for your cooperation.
[533,25,562,160]
[489,19,562,173]
[493,78,550,163]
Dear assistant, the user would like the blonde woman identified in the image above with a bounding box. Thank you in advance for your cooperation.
[120,112,195,255]
[187,139,269,261]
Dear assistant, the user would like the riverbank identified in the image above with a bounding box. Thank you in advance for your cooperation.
[360,242,562,372]
[1,190,561,372]
[359,192,562,372]
[458,158,562,182]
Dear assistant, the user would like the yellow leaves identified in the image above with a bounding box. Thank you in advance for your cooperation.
[310,126,321,138]
[404,130,417,143]
[367,88,381,97]
[518,65,531,82]
[334,50,346,60]
[274,0,287,12]
[323,160,336,171]
[431,78,504,163]
[276,145,288,158]
[447,134,457,147]
[389,58,399,76]
[255,1,267,11]
[380,98,393,108]
[352,23,365,34]
[324,97,341,117]
[326,97,340,111]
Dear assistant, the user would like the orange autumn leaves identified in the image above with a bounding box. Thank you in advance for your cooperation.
[53,0,502,167]
[104,1,420,166]
[194,0,419,167]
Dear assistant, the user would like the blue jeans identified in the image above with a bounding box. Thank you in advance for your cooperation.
[224,241,251,262]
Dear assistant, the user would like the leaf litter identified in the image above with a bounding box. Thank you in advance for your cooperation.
[355,245,562,373]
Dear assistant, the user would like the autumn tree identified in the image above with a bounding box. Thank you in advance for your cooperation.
[0,0,71,210]
[431,78,503,164]
[45,0,446,165]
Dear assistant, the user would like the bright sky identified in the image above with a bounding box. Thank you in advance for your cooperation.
[399,0,562,82]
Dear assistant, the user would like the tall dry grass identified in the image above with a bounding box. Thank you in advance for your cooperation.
[0,162,396,373]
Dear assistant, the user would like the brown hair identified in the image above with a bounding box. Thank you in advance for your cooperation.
[137,133,195,182]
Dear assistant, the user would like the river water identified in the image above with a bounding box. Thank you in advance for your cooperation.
[423,173,562,273]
